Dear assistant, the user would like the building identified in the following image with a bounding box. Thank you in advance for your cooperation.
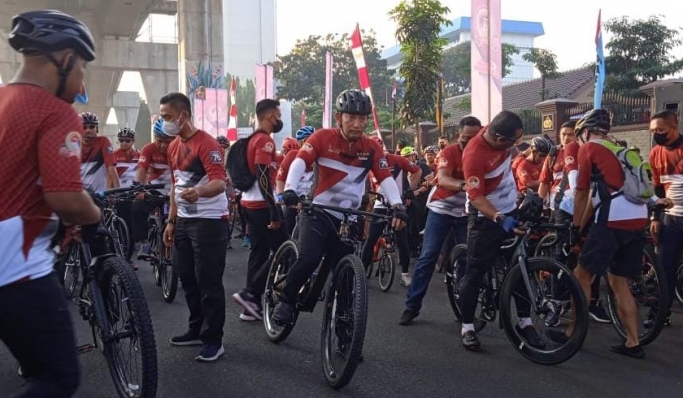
[381,16,544,85]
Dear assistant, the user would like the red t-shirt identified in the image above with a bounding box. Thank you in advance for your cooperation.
[139,142,172,191]
[539,147,565,189]
[167,130,228,219]
[514,157,542,192]
[370,153,421,207]
[114,148,140,188]
[81,135,116,192]
[427,143,467,216]
[649,137,683,217]
[0,84,83,287]
[241,131,277,209]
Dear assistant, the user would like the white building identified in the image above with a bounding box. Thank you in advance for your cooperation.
[381,17,544,85]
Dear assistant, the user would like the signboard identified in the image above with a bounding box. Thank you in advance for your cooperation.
[236,127,253,140]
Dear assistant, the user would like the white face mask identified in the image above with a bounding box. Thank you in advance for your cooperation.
[162,119,181,136]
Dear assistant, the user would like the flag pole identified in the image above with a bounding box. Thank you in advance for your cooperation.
[392,91,396,152]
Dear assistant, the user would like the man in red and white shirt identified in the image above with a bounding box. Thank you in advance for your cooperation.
[572,109,647,359]
[0,9,101,395]
[399,116,481,326]
[114,126,140,263]
[160,93,229,363]
[513,136,552,193]
[539,122,577,207]
[459,111,544,351]
[80,111,119,191]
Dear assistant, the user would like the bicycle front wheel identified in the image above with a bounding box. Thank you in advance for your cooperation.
[499,257,588,365]
[263,240,299,343]
[377,251,395,292]
[321,254,367,390]
[159,245,178,303]
[675,261,683,308]
[98,256,158,397]
[111,216,132,261]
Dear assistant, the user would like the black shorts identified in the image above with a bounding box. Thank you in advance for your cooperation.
[579,223,644,277]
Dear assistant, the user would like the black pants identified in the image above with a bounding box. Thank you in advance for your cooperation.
[0,273,80,397]
[283,206,298,237]
[361,207,410,273]
[282,209,355,303]
[172,218,229,345]
[407,197,427,253]
[132,198,160,243]
[659,214,683,311]
[243,207,288,297]
[116,200,134,261]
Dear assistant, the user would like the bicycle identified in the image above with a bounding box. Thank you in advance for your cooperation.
[262,200,396,389]
[144,191,178,303]
[56,187,158,398]
[444,219,589,365]
[363,192,396,292]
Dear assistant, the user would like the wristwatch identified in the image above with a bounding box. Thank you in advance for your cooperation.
[167,218,176,225]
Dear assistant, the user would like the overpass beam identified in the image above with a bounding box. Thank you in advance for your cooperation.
[98,39,177,71]
[140,70,179,114]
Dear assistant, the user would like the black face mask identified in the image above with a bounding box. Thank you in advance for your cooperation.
[653,133,670,146]
[273,119,284,133]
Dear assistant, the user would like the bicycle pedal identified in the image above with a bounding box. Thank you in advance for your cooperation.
[77,344,95,354]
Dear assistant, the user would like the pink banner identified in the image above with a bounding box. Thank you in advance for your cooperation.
[323,52,333,129]
[194,88,228,139]
[228,77,238,141]
[255,64,274,103]
[471,0,502,124]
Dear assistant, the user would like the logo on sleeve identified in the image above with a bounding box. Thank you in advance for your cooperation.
[467,176,480,189]
[107,146,114,154]
[209,151,223,164]
[438,158,448,167]
[565,156,575,165]
[59,131,82,158]
[264,142,274,153]
[302,143,314,153]
[378,157,389,170]
[138,155,146,163]
[520,170,528,177]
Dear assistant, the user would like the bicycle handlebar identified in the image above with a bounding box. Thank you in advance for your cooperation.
[93,183,166,199]
[301,200,393,221]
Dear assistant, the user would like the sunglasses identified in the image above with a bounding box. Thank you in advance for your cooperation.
[493,132,523,143]
[83,124,98,130]
[119,138,132,143]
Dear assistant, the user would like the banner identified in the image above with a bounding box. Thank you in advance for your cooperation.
[436,74,444,134]
[594,9,606,109]
[323,51,334,129]
[194,88,228,139]
[300,108,307,127]
[227,77,238,141]
[255,64,274,102]
[350,24,381,131]
[471,0,502,123]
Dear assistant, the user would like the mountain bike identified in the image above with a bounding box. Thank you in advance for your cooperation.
[262,201,396,389]
[144,192,178,303]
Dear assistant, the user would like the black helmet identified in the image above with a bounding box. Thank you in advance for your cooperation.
[118,127,136,139]
[216,136,229,147]
[517,190,543,223]
[575,109,611,135]
[80,112,99,125]
[336,89,372,116]
[530,136,553,155]
[9,10,96,62]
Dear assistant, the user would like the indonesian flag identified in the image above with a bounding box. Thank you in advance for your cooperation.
[350,24,381,131]
[227,77,238,141]
[300,108,307,127]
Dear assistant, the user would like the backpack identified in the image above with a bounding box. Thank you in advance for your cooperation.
[226,132,263,191]
[595,140,654,205]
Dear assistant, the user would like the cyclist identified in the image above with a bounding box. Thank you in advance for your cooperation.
[114,126,140,265]
[0,9,101,396]
[423,145,439,174]
[538,121,576,206]
[362,135,422,287]
[513,136,552,193]
[296,125,315,144]
[80,111,119,191]
[273,89,408,325]
[282,136,300,156]
[458,111,545,350]
[133,118,174,260]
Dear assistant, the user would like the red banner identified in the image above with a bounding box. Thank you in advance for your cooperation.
[350,24,381,131]
[300,108,307,127]
[227,77,237,141]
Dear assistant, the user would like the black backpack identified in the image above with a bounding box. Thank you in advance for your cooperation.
[226,132,263,191]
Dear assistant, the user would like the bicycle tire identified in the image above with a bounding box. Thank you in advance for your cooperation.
[445,244,489,332]
[533,233,557,258]
[606,243,668,346]
[499,257,588,365]
[263,240,299,343]
[98,256,157,398]
[160,245,178,303]
[56,242,81,298]
[321,254,367,390]
[676,261,683,308]
[111,216,132,261]
[377,252,395,292]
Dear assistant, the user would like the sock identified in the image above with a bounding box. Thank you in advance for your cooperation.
[517,317,532,329]
[461,323,475,335]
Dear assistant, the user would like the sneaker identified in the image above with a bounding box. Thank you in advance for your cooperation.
[17,366,23,377]
[589,301,612,323]
[239,309,261,322]
[272,301,296,327]
[400,273,412,287]
[136,242,154,261]
[195,344,225,362]
[609,343,645,359]
[461,331,481,350]
[232,290,263,320]
[169,331,202,346]
[242,236,251,248]
[399,309,419,325]
[515,325,546,349]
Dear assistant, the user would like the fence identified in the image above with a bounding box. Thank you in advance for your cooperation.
[510,108,543,135]
[564,94,651,126]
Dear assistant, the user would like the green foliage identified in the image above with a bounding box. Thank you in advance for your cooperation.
[389,0,451,128]
[522,48,560,100]
[226,73,256,127]
[604,15,683,96]
[442,41,519,96]
[135,98,151,140]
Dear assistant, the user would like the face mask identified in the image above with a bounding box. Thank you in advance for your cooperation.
[653,133,670,146]
[439,143,446,149]
[163,117,182,136]
[273,119,284,134]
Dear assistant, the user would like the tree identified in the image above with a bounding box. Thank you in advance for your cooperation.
[389,0,451,150]
[523,48,560,100]
[226,73,256,127]
[604,15,683,96]
[442,41,519,96]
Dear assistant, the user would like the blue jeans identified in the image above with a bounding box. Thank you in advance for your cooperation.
[405,210,468,312]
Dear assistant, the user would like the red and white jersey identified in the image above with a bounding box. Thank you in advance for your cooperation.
[167,130,228,219]
[81,136,115,192]
[0,85,84,287]
[114,148,140,188]
[576,140,647,230]
[277,149,315,196]
[242,131,277,210]
[462,129,518,216]
[558,141,580,214]
[514,157,542,192]
[539,147,566,204]
[650,137,683,216]
[370,153,421,209]
[427,143,467,217]
[139,143,172,194]
[296,128,392,218]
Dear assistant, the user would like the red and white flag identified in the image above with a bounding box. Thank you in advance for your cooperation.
[350,24,381,131]
[322,51,333,129]
[227,77,238,141]
[300,108,307,127]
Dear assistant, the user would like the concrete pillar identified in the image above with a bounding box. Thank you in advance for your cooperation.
[73,69,122,126]
[177,0,225,96]
[535,99,579,143]
[0,31,19,83]
[140,70,179,113]
[113,91,141,130]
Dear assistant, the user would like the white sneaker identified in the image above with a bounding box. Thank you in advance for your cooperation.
[400,273,412,287]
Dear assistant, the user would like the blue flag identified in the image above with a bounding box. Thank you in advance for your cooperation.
[75,83,89,104]
[594,10,605,109]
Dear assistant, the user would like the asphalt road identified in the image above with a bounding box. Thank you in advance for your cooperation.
[2,245,683,398]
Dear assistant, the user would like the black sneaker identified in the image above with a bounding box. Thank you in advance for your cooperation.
[272,301,296,326]
[589,301,612,323]
[515,325,546,349]
[609,343,645,359]
[461,331,481,350]
[231,290,263,320]
[399,309,419,325]
[195,344,225,362]
[170,331,202,346]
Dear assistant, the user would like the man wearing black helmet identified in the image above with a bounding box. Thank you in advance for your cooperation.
[0,9,101,397]
[80,111,120,191]
[271,89,408,325]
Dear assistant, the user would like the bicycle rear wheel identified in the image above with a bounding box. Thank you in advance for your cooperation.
[445,244,489,332]
[606,244,668,346]
[377,252,395,292]
[676,261,683,308]
[111,216,132,261]
[56,242,81,298]
[263,240,299,343]
[321,254,367,390]
[499,257,588,365]
[97,256,157,397]
[159,244,178,303]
